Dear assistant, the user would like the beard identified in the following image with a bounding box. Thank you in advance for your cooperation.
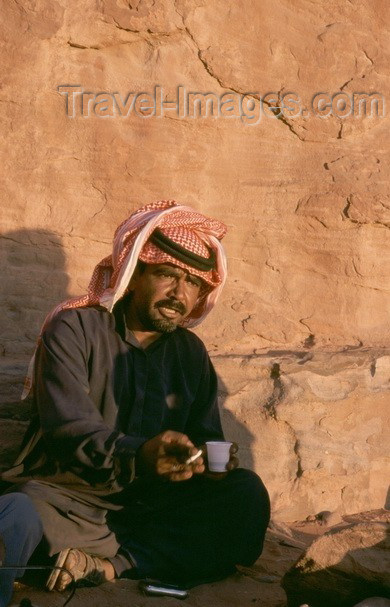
[137,298,187,333]
[140,313,176,333]
[146,318,176,332]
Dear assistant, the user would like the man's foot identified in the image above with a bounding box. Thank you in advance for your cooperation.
[46,548,115,592]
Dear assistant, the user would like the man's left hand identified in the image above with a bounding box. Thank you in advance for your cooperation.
[202,442,239,479]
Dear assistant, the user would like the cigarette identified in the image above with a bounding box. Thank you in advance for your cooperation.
[185,449,203,465]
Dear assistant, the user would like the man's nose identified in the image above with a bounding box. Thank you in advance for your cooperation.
[168,277,186,300]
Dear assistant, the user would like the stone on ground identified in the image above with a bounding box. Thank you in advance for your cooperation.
[282,522,390,607]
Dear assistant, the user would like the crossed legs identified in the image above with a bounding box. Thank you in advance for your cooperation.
[8,468,270,594]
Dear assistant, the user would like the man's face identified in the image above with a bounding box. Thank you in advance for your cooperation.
[126,263,204,332]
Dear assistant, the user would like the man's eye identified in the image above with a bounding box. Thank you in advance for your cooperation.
[186,276,201,287]
[157,271,175,278]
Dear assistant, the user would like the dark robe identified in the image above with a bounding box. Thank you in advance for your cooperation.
[3,301,270,585]
[4,299,223,494]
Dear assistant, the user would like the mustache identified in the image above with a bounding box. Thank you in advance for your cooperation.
[155,299,186,315]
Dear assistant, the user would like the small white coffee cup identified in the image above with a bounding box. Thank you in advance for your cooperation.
[206,441,232,472]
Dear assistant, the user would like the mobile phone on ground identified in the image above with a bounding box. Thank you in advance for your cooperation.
[139,579,189,599]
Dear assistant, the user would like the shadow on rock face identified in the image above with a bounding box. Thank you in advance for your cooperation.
[385,486,390,510]
[0,229,70,359]
[0,229,71,476]
[218,376,255,472]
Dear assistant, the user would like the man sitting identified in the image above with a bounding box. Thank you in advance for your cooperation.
[0,200,270,603]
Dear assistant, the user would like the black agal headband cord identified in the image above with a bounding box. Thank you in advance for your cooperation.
[149,228,216,272]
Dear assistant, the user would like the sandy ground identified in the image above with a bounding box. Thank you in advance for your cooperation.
[10,511,388,607]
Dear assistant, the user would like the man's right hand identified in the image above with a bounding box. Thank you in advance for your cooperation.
[135,430,205,482]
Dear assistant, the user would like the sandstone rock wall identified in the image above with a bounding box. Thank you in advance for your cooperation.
[1,0,389,520]
[216,350,389,520]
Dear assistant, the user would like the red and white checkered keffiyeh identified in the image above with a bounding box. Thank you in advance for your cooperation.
[22,200,227,398]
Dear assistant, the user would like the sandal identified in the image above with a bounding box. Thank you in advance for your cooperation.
[46,548,107,592]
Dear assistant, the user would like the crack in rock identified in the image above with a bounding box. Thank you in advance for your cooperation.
[294,438,304,478]
[91,184,108,219]
[340,77,354,91]
[299,317,313,334]
[241,314,253,332]
[67,40,100,50]
[343,195,390,230]
[263,363,284,419]
[174,2,305,140]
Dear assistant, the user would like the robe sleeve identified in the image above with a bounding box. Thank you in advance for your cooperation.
[34,310,141,487]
